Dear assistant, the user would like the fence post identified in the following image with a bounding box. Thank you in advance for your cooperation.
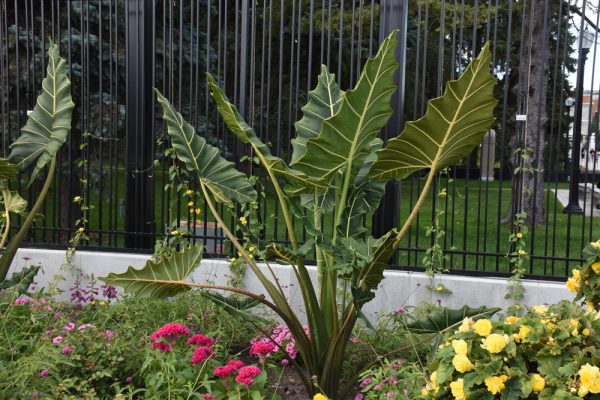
[373,0,408,238]
[124,0,155,248]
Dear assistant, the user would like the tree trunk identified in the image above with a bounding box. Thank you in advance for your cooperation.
[504,0,549,226]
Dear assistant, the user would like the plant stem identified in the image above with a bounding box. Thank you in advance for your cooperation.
[0,201,10,249]
[0,157,57,282]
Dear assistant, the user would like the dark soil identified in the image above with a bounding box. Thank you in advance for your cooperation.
[270,365,357,400]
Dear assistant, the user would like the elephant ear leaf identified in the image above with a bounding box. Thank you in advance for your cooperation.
[291,65,344,164]
[99,246,203,298]
[0,264,41,295]
[368,42,497,180]
[202,291,268,324]
[406,305,501,334]
[207,75,325,189]
[9,40,74,184]
[155,90,256,206]
[1,190,27,215]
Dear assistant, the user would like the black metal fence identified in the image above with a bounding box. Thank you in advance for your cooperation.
[1,0,599,280]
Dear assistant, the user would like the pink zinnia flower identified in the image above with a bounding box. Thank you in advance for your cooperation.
[191,346,215,365]
[64,322,76,331]
[105,330,114,339]
[187,334,214,347]
[38,369,49,377]
[78,323,95,331]
[235,366,261,386]
[62,346,74,355]
[354,395,364,400]
[201,394,216,400]
[395,306,406,314]
[52,336,63,344]
[151,342,171,352]
[150,323,190,343]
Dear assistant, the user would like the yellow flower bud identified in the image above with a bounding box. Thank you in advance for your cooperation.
[531,374,545,393]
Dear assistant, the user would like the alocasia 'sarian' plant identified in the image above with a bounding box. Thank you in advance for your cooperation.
[0,41,74,286]
[101,31,497,398]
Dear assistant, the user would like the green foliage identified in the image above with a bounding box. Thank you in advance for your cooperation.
[105,31,496,398]
[406,305,501,335]
[567,240,600,308]
[100,246,203,298]
[0,264,41,295]
[424,301,600,399]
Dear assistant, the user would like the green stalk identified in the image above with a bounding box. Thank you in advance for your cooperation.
[0,200,10,249]
[0,157,57,282]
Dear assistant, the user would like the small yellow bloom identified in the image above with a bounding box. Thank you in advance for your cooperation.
[592,262,600,274]
[430,371,439,392]
[186,189,193,195]
[518,249,526,255]
[187,201,194,207]
[546,322,556,330]
[230,257,236,262]
[195,208,201,214]
[505,316,520,325]
[587,301,595,311]
[90,300,96,305]
[572,328,579,337]
[579,364,600,394]
[450,378,466,400]
[452,339,468,356]
[239,216,247,225]
[171,230,178,235]
[458,318,474,333]
[1,212,6,218]
[530,374,545,393]
[73,196,82,203]
[78,227,85,233]
[516,232,523,238]
[452,354,474,373]
[99,301,106,306]
[473,319,492,336]
[583,328,591,336]
[313,394,328,400]
[439,189,447,197]
[481,334,509,354]
[248,254,254,259]
[195,219,201,224]
[484,375,508,394]
[567,277,581,293]
[569,319,580,328]
[248,246,255,252]
[189,208,194,213]
[517,325,532,342]
[436,285,444,292]
[533,305,548,314]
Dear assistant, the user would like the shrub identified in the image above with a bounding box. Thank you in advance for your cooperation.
[423,301,600,398]
[567,240,600,309]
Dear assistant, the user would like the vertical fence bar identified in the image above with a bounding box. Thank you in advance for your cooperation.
[125,0,155,248]
[373,0,408,239]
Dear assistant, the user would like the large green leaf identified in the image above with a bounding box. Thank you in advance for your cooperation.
[202,291,268,324]
[0,264,41,295]
[99,246,203,298]
[291,31,398,184]
[155,90,256,206]
[405,305,501,334]
[291,66,344,164]
[368,42,497,180]
[0,159,18,181]
[9,41,74,184]
[207,75,326,190]
[1,190,27,215]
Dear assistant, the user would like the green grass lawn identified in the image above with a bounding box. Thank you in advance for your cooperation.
[34,167,600,278]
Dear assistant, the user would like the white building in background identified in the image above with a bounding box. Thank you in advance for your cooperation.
[569,90,600,152]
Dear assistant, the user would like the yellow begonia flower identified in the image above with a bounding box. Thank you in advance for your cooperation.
[583,328,591,336]
[458,318,474,333]
[569,319,580,328]
[430,371,439,393]
[517,325,532,342]
[516,232,523,238]
[484,375,508,395]
[533,305,548,314]
[567,277,580,293]
[481,334,509,354]
[546,322,556,330]
[587,301,595,311]
[505,316,520,324]
[531,374,545,392]
[452,354,474,373]
[452,339,468,356]
[473,319,492,336]
[186,189,193,195]
[239,216,247,225]
[248,246,255,252]
[450,378,466,400]
[592,262,600,274]
[313,394,328,400]
[579,385,590,397]
[579,364,600,394]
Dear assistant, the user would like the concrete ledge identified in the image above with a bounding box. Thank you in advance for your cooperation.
[8,248,574,319]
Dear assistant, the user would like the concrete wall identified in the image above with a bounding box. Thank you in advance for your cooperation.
[8,248,575,320]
